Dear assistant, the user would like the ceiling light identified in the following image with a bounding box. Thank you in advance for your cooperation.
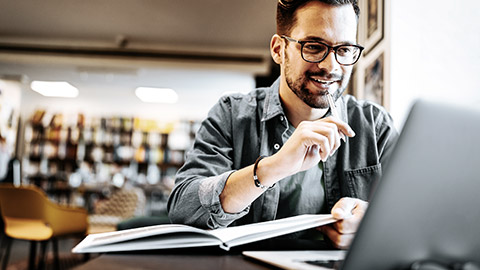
[135,87,178,104]
[30,81,79,98]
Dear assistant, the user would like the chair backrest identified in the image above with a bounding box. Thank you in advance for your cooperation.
[0,183,87,237]
[0,184,49,221]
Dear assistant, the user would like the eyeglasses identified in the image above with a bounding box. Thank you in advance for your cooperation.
[281,35,364,66]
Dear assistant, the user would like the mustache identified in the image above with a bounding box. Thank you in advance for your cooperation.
[306,70,343,81]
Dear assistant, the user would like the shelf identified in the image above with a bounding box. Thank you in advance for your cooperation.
[22,111,198,203]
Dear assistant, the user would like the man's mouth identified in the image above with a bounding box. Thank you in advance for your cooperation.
[309,76,338,91]
[312,78,335,86]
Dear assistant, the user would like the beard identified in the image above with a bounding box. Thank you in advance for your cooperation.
[284,50,350,109]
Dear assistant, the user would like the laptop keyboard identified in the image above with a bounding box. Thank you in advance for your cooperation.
[303,259,344,269]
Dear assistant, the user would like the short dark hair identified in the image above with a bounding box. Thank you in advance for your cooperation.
[276,0,360,36]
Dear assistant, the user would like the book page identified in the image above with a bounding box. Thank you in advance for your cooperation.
[210,214,336,250]
[74,232,221,253]
[72,214,337,253]
[73,224,217,253]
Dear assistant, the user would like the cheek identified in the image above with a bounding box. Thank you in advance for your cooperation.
[286,58,307,76]
[285,49,312,71]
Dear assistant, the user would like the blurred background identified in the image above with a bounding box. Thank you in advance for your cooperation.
[0,0,479,268]
[0,0,277,209]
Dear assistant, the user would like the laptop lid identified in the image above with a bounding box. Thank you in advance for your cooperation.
[244,100,480,270]
[342,99,480,269]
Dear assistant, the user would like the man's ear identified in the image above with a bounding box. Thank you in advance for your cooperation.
[270,34,283,65]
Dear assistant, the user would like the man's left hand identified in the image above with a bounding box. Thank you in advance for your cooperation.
[318,197,368,249]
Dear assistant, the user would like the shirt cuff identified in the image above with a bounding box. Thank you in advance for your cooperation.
[198,170,250,229]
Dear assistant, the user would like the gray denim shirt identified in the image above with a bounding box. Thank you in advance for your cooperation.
[167,78,399,229]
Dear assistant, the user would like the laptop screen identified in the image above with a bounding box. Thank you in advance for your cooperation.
[342,100,480,269]
[244,100,480,270]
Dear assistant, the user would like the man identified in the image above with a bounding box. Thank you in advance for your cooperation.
[167,0,398,249]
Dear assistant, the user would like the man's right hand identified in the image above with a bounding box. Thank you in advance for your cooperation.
[220,116,354,213]
[268,116,355,179]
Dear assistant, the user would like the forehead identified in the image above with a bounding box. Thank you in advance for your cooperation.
[290,1,358,44]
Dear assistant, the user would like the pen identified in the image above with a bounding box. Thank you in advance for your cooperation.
[326,92,340,119]
[327,92,346,142]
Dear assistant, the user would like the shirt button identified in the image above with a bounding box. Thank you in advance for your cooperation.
[280,116,284,122]
[274,143,280,150]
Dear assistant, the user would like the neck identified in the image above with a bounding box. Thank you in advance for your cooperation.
[278,80,329,128]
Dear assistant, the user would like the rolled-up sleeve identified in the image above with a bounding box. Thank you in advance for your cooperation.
[167,97,250,229]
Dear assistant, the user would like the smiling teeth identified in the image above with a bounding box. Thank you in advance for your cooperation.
[313,78,334,84]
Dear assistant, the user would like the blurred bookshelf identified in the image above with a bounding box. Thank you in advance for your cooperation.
[21,109,200,216]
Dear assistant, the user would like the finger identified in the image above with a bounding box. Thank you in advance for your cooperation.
[332,198,369,234]
[341,200,368,233]
[321,117,356,138]
[339,131,346,142]
[333,216,361,234]
[318,141,330,162]
[318,225,354,250]
[320,122,341,155]
[306,144,320,158]
[307,123,341,155]
[297,121,342,155]
[331,197,357,219]
[331,126,342,156]
[351,199,368,215]
[303,130,331,162]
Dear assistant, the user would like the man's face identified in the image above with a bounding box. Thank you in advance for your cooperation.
[283,1,358,109]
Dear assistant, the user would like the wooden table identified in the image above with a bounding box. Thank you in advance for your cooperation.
[72,239,333,270]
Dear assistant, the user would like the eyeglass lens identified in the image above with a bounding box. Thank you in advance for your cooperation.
[302,42,361,65]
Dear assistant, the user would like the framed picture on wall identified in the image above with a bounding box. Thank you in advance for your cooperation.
[356,44,389,109]
[361,0,384,55]
[364,52,384,106]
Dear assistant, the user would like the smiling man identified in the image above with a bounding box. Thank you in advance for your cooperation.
[168,0,398,249]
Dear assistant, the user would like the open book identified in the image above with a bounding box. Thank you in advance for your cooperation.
[72,214,336,253]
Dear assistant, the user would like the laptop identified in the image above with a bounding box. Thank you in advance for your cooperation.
[243,99,480,269]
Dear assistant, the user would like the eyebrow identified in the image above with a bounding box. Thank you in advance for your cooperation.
[302,36,357,46]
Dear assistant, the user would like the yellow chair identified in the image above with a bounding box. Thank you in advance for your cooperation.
[0,184,88,270]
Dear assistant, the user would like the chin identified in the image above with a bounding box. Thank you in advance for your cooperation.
[302,95,329,109]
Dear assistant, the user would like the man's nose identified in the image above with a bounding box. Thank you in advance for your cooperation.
[317,50,341,74]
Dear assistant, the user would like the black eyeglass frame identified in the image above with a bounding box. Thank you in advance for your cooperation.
[281,35,364,66]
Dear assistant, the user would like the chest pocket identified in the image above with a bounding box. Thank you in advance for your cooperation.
[343,163,382,201]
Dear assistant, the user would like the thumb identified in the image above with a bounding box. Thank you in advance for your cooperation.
[331,197,356,219]
[332,207,346,219]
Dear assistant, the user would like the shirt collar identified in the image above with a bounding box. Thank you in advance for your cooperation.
[261,77,285,122]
